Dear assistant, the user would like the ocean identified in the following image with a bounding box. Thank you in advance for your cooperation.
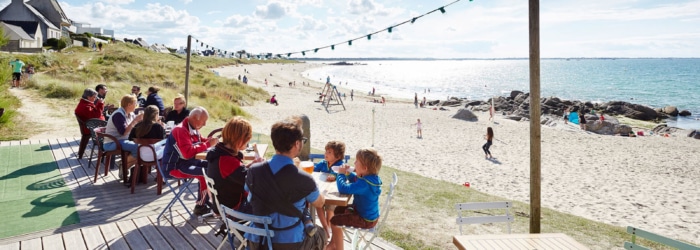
[302,59,700,130]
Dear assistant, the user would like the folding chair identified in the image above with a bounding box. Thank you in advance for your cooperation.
[455,201,514,234]
[201,168,233,250]
[220,205,274,250]
[84,119,107,168]
[342,172,398,250]
[308,153,351,163]
[156,157,195,225]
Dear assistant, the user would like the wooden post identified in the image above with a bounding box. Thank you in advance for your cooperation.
[528,0,542,234]
[184,35,192,103]
[300,114,310,161]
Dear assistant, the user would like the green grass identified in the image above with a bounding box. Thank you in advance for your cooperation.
[0,144,79,238]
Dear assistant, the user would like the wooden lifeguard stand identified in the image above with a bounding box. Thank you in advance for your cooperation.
[320,83,346,111]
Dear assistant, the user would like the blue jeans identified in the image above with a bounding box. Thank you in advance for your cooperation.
[104,139,138,157]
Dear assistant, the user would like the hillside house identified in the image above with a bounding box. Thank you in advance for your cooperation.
[0,0,69,49]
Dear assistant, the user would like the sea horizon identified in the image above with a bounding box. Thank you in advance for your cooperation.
[301,58,700,130]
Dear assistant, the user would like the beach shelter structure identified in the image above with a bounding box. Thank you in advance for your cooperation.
[527,0,542,233]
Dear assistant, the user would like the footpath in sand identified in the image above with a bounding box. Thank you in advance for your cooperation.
[216,62,700,245]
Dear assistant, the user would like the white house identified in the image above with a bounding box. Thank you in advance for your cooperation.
[0,0,67,45]
[1,21,42,50]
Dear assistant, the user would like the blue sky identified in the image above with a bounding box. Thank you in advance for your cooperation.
[3,0,700,58]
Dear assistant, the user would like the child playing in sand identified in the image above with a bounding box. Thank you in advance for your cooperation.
[483,127,494,159]
[327,148,383,250]
[313,141,346,227]
[413,119,423,139]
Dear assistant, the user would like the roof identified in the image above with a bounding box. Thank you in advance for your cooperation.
[0,0,60,30]
[27,0,70,26]
[3,20,40,39]
[0,22,34,40]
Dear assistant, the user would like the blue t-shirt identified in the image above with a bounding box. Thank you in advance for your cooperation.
[336,173,382,221]
[314,159,343,174]
[245,154,320,244]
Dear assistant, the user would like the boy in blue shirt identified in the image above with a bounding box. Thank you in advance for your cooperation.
[313,140,345,228]
[327,148,382,250]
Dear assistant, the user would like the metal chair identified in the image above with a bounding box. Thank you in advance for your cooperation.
[220,205,274,250]
[455,201,514,234]
[132,138,164,194]
[85,119,107,167]
[93,127,128,183]
[156,153,195,225]
[202,168,232,250]
[74,113,91,159]
[208,128,223,139]
[308,153,351,163]
[341,172,398,250]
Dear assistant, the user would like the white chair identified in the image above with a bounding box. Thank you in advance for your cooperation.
[220,205,275,250]
[201,168,231,250]
[455,201,514,234]
[341,172,398,250]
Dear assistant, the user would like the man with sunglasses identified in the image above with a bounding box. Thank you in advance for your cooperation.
[245,118,328,249]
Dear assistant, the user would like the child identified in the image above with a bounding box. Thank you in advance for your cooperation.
[413,118,423,139]
[327,148,382,250]
[483,127,494,159]
[313,141,346,227]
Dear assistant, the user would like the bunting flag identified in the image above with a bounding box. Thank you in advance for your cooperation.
[187,0,468,59]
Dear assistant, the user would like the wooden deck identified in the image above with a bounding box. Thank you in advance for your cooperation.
[0,138,399,249]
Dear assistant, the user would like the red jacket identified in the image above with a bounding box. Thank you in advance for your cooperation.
[75,98,105,134]
[167,117,210,160]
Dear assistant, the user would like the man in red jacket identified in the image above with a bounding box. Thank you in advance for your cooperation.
[162,107,219,215]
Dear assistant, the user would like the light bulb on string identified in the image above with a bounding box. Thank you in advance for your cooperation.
[411,17,417,23]
[348,40,352,46]
[367,34,371,40]
[388,27,393,33]
[314,48,319,53]
[331,45,335,50]
[439,7,445,14]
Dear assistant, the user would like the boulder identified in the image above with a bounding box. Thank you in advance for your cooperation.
[543,97,561,106]
[679,110,692,116]
[504,115,523,121]
[427,100,440,106]
[452,109,478,122]
[441,99,462,107]
[662,106,679,116]
[605,101,658,121]
[465,100,484,106]
[515,93,530,104]
[510,90,524,99]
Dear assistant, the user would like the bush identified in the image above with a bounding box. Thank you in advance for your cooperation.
[44,83,79,99]
[46,38,59,48]
[57,39,67,50]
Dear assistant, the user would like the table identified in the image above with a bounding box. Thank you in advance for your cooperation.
[312,172,352,206]
[453,233,589,250]
[195,144,268,161]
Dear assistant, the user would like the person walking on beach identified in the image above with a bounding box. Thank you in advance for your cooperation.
[413,119,423,139]
[483,127,494,159]
[579,111,587,130]
[414,93,418,108]
[350,89,354,101]
[372,87,375,96]
[381,96,386,106]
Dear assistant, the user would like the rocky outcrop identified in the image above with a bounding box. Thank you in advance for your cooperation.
[679,110,692,116]
[602,101,658,121]
[452,109,478,122]
[662,106,679,116]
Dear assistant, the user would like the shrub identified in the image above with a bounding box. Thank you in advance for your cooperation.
[46,38,59,48]
[44,83,79,99]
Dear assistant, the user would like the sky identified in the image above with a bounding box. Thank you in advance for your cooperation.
[3,0,700,58]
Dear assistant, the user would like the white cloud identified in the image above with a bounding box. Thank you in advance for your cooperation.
[222,14,254,27]
[255,2,290,19]
[182,0,193,4]
[98,0,135,5]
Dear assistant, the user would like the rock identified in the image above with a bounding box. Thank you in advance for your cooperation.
[662,106,679,116]
[679,110,692,116]
[441,99,462,107]
[543,97,561,106]
[427,100,440,106]
[465,100,483,106]
[504,115,523,121]
[605,101,658,121]
[510,90,524,99]
[515,93,530,104]
[452,109,478,122]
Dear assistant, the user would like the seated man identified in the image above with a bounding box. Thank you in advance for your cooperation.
[161,107,218,215]
[245,119,328,249]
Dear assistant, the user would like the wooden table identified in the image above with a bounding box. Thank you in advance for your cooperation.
[312,172,352,206]
[195,144,268,161]
[453,233,589,250]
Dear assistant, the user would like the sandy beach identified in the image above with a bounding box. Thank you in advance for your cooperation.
[215,62,699,245]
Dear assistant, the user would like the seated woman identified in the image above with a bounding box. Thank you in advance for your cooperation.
[270,94,279,106]
[129,105,166,141]
[206,117,263,215]
[165,94,190,125]
[104,95,144,181]
[144,86,165,115]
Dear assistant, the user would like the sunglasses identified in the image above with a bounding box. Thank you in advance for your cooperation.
[300,137,307,144]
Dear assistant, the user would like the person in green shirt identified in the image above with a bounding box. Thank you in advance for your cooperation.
[9,59,24,88]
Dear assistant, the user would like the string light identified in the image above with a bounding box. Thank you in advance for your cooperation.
[186,0,464,59]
